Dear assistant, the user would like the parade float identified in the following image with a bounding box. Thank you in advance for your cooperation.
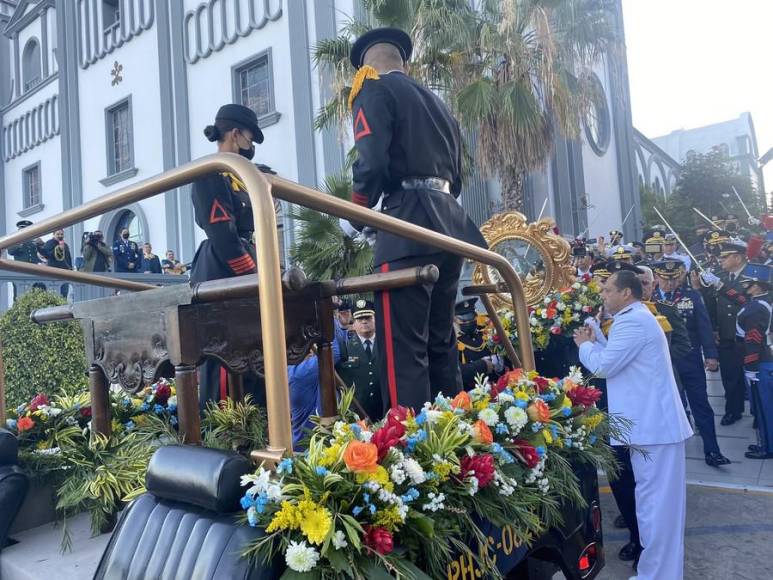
[0,155,615,579]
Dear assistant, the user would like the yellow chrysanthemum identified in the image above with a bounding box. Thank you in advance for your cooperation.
[583,413,604,430]
[355,465,394,492]
[542,428,553,445]
[434,460,455,481]
[319,443,342,468]
[300,506,332,545]
[515,391,530,402]
[266,501,302,533]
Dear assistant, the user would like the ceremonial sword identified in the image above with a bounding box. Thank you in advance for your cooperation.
[732,186,754,220]
[692,207,720,229]
[653,206,707,274]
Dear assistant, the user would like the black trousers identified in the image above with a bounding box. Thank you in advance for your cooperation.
[375,252,463,413]
[718,340,746,416]
[676,350,721,455]
[609,445,640,548]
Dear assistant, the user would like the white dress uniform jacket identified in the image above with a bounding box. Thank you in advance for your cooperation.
[578,301,693,446]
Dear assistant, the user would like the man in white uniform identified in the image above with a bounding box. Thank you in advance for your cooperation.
[574,270,693,580]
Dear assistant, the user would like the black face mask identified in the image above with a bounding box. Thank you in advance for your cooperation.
[239,145,255,160]
[459,321,477,335]
[122,233,129,240]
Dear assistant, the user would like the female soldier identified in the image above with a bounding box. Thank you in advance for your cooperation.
[192,104,265,407]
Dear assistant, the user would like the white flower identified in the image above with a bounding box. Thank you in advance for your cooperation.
[168,396,177,407]
[497,392,515,404]
[332,530,348,550]
[504,407,528,432]
[556,302,566,311]
[468,476,480,495]
[333,421,348,438]
[359,430,373,443]
[49,407,62,417]
[402,458,426,485]
[390,464,407,485]
[572,282,581,290]
[425,410,443,424]
[422,492,446,512]
[574,302,582,311]
[285,541,320,572]
[478,408,499,427]
[568,366,584,383]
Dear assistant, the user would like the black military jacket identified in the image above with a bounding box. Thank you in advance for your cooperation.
[337,335,382,420]
[350,71,486,264]
[8,240,41,264]
[703,271,749,342]
[191,172,256,283]
[457,331,492,388]
[653,300,692,360]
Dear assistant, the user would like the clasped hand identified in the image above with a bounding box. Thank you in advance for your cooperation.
[573,325,596,346]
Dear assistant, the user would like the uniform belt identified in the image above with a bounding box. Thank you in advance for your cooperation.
[400,177,450,193]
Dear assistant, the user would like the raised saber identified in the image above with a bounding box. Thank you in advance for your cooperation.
[653,206,706,274]
[732,186,753,220]
[692,207,720,228]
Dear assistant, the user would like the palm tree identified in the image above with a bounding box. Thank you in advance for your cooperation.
[289,174,374,280]
[313,0,615,211]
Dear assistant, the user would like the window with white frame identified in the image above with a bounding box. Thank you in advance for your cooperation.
[106,98,133,176]
[22,38,42,92]
[233,51,276,121]
[23,163,41,209]
[103,0,121,31]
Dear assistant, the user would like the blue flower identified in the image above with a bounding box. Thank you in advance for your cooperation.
[315,467,329,476]
[140,402,150,412]
[536,446,546,457]
[352,506,364,516]
[369,504,376,515]
[255,495,269,513]
[541,393,556,402]
[400,488,420,503]
[362,492,370,503]
[240,495,254,510]
[415,410,427,426]
[246,506,258,527]
[495,423,509,434]
[516,400,528,409]
[124,420,135,431]
[153,404,165,415]
[16,405,25,415]
[434,393,451,411]
[562,407,572,417]
[589,435,597,445]
[350,423,362,438]
[170,416,178,427]
[122,398,132,408]
[168,403,177,413]
[6,419,17,430]
[550,425,559,439]
[531,422,543,432]
[277,458,294,475]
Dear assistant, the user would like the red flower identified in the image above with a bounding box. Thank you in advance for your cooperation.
[550,326,562,335]
[372,419,405,462]
[492,333,501,343]
[29,393,49,411]
[80,406,92,418]
[514,440,540,469]
[363,525,393,555]
[154,383,172,405]
[533,376,550,393]
[460,453,496,488]
[581,273,591,283]
[17,416,35,432]
[387,406,411,423]
[567,386,602,407]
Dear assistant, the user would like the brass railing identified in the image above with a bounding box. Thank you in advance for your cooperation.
[0,153,535,458]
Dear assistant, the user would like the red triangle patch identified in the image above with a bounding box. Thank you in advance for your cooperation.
[353,108,372,141]
[209,198,231,224]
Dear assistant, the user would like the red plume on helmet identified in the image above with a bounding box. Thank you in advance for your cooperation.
[747,234,763,260]
[763,215,773,231]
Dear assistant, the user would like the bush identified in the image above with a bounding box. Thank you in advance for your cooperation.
[0,289,87,409]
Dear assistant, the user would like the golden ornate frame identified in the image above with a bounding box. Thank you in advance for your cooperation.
[472,211,574,308]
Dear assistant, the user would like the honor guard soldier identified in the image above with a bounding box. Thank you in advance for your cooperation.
[337,300,383,420]
[455,298,503,388]
[654,259,731,467]
[572,241,593,279]
[7,220,43,264]
[737,264,773,459]
[662,233,691,271]
[112,228,141,273]
[606,230,624,256]
[347,28,487,411]
[191,103,266,407]
[700,239,749,425]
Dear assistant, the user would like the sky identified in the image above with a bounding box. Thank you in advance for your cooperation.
[622,0,773,193]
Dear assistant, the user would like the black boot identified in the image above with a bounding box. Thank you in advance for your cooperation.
[705,451,731,467]
[613,514,627,529]
[618,541,642,562]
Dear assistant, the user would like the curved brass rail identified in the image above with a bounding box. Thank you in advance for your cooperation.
[0,153,535,458]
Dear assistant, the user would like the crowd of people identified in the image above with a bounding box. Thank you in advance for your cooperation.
[6,219,188,294]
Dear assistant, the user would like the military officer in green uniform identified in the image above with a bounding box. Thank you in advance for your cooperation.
[337,300,383,420]
[7,220,43,264]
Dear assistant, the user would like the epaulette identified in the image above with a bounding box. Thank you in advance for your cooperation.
[348,65,380,110]
[222,171,246,192]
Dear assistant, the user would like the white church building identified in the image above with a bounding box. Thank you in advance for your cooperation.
[0,0,641,270]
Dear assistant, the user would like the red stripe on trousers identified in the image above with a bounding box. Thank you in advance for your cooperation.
[380,263,398,408]
[219,367,228,401]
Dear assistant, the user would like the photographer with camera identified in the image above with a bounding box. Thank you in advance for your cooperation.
[81,230,112,272]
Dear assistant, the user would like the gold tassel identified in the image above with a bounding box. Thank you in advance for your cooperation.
[223,172,246,192]
[348,65,380,110]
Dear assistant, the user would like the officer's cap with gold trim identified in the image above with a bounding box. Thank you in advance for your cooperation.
[353,299,375,319]
[704,229,730,246]
[718,239,747,257]
[454,298,478,319]
[644,231,665,254]
[652,258,685,279]
[590,261,612,280]
[612,245,634,259]
[350,27,413,69]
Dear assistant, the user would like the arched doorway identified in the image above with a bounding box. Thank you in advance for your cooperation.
[112,209,145,243]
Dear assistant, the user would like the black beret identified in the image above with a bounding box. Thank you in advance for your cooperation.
[215,104,264,144]
[350,27,413,69]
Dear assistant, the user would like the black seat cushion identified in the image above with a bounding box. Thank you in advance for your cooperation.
[0,428,29,551]
[93,445,283,580]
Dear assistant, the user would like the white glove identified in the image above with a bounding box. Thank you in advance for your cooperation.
[490,354,505,373]
[700,271,722,288]
[748,216,761,226]
[745,370,759,383]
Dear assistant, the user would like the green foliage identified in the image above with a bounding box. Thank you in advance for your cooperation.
[202,395,267,452]
[640,148,761,246]
[0,290,86,409]
[313,0,616,211]
[290,174,374,280]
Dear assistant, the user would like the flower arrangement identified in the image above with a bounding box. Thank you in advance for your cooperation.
[239,368,617,578]
[485,280,603,354]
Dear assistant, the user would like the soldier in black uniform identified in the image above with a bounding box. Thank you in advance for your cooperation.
[737,264,773,459]
[41,229,73,298]
[7,220,43,264]
[337,300,383,420]
[455,298,502,388]
[348,28,487,411]
[701,240,749,425]
[191,103,265,407]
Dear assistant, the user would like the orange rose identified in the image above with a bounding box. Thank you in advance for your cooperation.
[343,441,379,473]
[473,420,493,445]
[451,391,472,411]
[527,399,551,423]
[16,416,35,432]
